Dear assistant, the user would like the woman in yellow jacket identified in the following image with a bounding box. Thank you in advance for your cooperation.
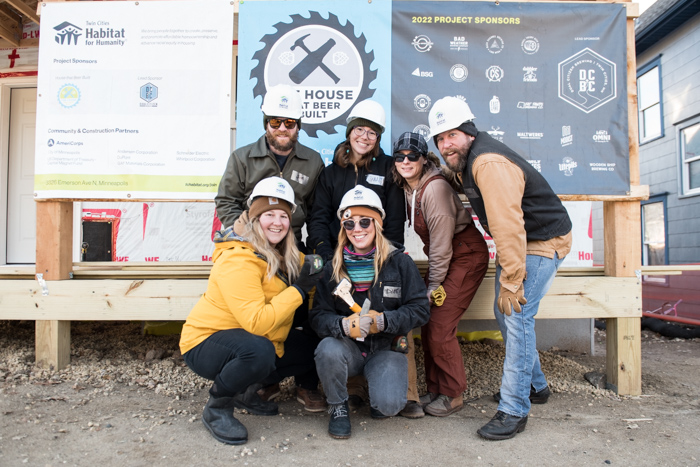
[180,177,323,445]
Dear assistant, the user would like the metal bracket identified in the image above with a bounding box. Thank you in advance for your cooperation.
[36,273,49,296]
[634,269,642,282]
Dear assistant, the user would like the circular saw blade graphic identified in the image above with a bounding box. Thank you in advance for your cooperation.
[250,12,377,137]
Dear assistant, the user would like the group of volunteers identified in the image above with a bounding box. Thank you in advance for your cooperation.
[178,84,572,444]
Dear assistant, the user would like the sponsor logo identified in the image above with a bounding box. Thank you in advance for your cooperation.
[486,35,504,54]
[523,66,537,82]
[558,48,617,113]
[413,124,431,140]
[559,157,578,176]
[412,67,433,78]
[489,96,500,114]
[589,162,616,172]
[450,36,468,51]
[486,66,504,82]
[47,139,55,147]
[561,125,573,147]
[521,36,539,54]
[517,101,543,110]
[57,84,80,108]
[527,160,542,172]
[487,126,504,142]
[250,12,376,137]
[139,83,158,107]
[450,64,468,82]
[517,131,543,140]
[53,22,82,45]
[414,94,431,112]
[412,35,433,52]
[593,130,611,143]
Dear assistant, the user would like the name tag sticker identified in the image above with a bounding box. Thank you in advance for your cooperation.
[291,170,310,185]
[384,286,401,298]
[366,174,384,186]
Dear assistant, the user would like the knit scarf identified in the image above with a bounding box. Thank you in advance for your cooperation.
[343,246,376,292]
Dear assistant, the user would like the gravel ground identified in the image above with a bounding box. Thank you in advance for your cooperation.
[1,320,699,466]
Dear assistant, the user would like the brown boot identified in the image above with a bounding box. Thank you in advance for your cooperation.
[296,386,327,413]
[424,394,463,417]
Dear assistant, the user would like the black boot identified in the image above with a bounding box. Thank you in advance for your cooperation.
[477,410,528,440]
[233,383,279,416]
[328,401,351,439]
[202,395,248,445]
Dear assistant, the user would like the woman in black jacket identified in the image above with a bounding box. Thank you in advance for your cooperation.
[309,186,429,440]
[307,99,405,262]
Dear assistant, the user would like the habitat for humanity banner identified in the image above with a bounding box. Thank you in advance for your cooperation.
[393,2,629,195]
[34,0,233,200]
[237,0,392,165]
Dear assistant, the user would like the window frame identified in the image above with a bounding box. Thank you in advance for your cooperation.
[637,56,664,145]
[677,114,700,198]
[640,193,669,285]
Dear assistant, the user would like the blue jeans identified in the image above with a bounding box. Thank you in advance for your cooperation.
[315,337,408,416]
[184,327,319,397]
[494,252,564,418]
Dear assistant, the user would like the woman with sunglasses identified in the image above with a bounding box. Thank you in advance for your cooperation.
[392,132,489,417]
[309,185,430,439]
[307,99,405,263]
[180,177,324,445]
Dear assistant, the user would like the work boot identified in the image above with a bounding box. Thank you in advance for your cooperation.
[418,392,438,408]
[493,385,551,404]
[257,383,281,402]
[201,395,248,445]
[477,410,528,440]
[399,400,425,419]
[328,401,351,439]
[347,394,365,410]
[233,384,278,416]
[296,386,327,413]
[424,394,463,417]
[370,407,389,419]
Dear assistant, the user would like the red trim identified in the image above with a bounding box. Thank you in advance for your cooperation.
[642,311,700,327]
[0,71,38,78]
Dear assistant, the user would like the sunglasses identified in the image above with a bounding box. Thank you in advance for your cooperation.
[267,118,298,129]
[352,126,378,141]
[393,152,423,162]
[342,217,373,230]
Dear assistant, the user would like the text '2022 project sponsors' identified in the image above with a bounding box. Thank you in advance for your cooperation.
[412,15,520,24]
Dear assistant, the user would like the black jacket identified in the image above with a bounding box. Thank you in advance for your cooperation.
[307,149,406,262]
[309,244,430,354]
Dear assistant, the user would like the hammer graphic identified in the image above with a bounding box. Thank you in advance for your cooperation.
[289,34,341,84]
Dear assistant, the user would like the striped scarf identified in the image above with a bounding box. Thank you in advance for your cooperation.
[343,246,376,292]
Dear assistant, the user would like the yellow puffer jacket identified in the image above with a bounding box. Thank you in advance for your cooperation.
[179,236,303,357]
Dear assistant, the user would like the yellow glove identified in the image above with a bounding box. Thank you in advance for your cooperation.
[431,285,446,307]
[342,313,372,339]
[497,285,527,316]
[366,310,385,334]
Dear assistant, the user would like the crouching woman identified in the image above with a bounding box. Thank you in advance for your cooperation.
[309,186,430,439]
[179,177,323,445]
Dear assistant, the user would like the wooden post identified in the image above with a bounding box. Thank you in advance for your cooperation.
[35,201,73,370]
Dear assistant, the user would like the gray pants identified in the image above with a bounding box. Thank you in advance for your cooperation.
[314,337,408,416]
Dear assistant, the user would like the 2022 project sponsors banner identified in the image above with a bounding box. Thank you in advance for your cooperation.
[392,2,629,195]
[34,0,233,200]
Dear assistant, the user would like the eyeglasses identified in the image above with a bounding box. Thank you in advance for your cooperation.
[267,118,298,129]
[342,217,373,230]
[393,152,423,163]
[352,126,378,141]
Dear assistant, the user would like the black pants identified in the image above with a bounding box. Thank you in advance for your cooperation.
[183,327,319,397]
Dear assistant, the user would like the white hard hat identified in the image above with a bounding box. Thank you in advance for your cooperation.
[248,176,297,213]
[346,99,386,133]
[337,185,386,220]
[261,84,303,119]
[428,96,476,138]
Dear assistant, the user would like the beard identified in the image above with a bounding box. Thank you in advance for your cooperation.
[443,142,470,173]
[266,128,298,153]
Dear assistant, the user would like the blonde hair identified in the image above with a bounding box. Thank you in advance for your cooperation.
[243,217,301,281]
[330,220,393,284]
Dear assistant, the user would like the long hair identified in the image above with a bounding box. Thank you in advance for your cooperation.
[392,151,463,193]
[333,140,379,169]
[330,219,393,285]
[243,217,301,281]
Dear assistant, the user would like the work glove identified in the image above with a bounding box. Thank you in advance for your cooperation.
[430,285,446,307]
[497,285,527,316]
[366,310,385,334]
[341,313,373,339]
[292,255,323,296]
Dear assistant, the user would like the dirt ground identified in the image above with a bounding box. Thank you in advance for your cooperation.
[1,321,699,467]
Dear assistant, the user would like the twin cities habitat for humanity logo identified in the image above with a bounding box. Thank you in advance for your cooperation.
[250,12,377,137]
[54,20,126,46]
